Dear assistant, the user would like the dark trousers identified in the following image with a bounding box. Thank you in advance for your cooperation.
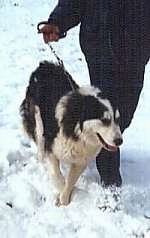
[82,28,150,186]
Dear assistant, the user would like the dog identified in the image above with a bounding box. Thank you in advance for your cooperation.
[20,61,123,206]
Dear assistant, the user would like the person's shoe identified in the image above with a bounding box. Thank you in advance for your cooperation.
[97,186,122,212]
[101,172,122,188]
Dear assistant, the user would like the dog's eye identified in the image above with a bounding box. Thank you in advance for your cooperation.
[101,118,111,126]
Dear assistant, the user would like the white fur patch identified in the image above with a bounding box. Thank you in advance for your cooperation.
[55,94,70,125]
[115,109,120,118]
[34,105,45,161]
[78,86,101,97]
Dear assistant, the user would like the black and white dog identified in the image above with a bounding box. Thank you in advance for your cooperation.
[20,61,123,206]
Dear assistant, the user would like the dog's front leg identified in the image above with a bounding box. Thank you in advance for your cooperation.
[56,163,86,206]
[49,155,65,192]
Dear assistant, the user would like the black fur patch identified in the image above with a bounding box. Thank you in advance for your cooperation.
[62,92,109,138]
[20,61,79,151]
[61,92,83,140]
[97,91,119,123]
[79,95,109,130]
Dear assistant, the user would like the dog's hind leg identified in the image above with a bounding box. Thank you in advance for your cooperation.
[56,163,86,206]
[49,154,65,192]
[35,105,45,161]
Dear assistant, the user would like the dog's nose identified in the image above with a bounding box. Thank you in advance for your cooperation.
[114,138,123,146]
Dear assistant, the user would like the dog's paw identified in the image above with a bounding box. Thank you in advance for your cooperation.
[55,192,71,206]
[55,194,62,207]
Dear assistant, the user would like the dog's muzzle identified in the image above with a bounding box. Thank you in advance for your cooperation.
[96,133,122,152]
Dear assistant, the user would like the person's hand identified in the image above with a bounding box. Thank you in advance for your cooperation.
[38,24,60,43]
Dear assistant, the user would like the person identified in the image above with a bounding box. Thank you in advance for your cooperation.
[38,0,150,187]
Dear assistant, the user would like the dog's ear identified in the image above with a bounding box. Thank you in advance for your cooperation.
[61,93,83,140]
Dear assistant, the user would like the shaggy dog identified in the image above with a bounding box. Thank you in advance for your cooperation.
[20,61,123,206]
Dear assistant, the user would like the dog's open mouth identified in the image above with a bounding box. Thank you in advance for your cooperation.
[96,133,118,152]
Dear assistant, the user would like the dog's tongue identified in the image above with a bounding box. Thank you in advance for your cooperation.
[106,144,118,152]
[96,133,118,152]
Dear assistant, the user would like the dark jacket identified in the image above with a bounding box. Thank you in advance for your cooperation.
[48,0,111,54]
[48,0,150,58]
[48,0,150,132]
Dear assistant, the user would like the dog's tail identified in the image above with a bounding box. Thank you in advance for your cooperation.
[20,98,36,141]
[20,72,38,141]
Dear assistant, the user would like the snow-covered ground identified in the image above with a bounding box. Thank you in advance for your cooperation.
[0,1,150,237]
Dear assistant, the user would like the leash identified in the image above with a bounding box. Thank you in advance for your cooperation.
[37,21,76,91]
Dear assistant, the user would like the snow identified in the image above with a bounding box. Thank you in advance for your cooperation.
[0,1,150,237]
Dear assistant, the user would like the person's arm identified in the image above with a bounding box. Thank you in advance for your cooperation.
[48,0,82,37]
[39,0,82,43]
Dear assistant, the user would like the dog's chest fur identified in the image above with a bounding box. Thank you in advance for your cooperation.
[52,130,101,165]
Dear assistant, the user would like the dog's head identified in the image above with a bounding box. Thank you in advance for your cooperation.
[56,86,123,151]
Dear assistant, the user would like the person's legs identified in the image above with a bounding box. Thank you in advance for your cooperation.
[84,34,149,187]
[96,149,122,187]
[83,51,122,187]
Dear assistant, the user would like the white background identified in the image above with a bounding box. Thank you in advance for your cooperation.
[0,1,150,237]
